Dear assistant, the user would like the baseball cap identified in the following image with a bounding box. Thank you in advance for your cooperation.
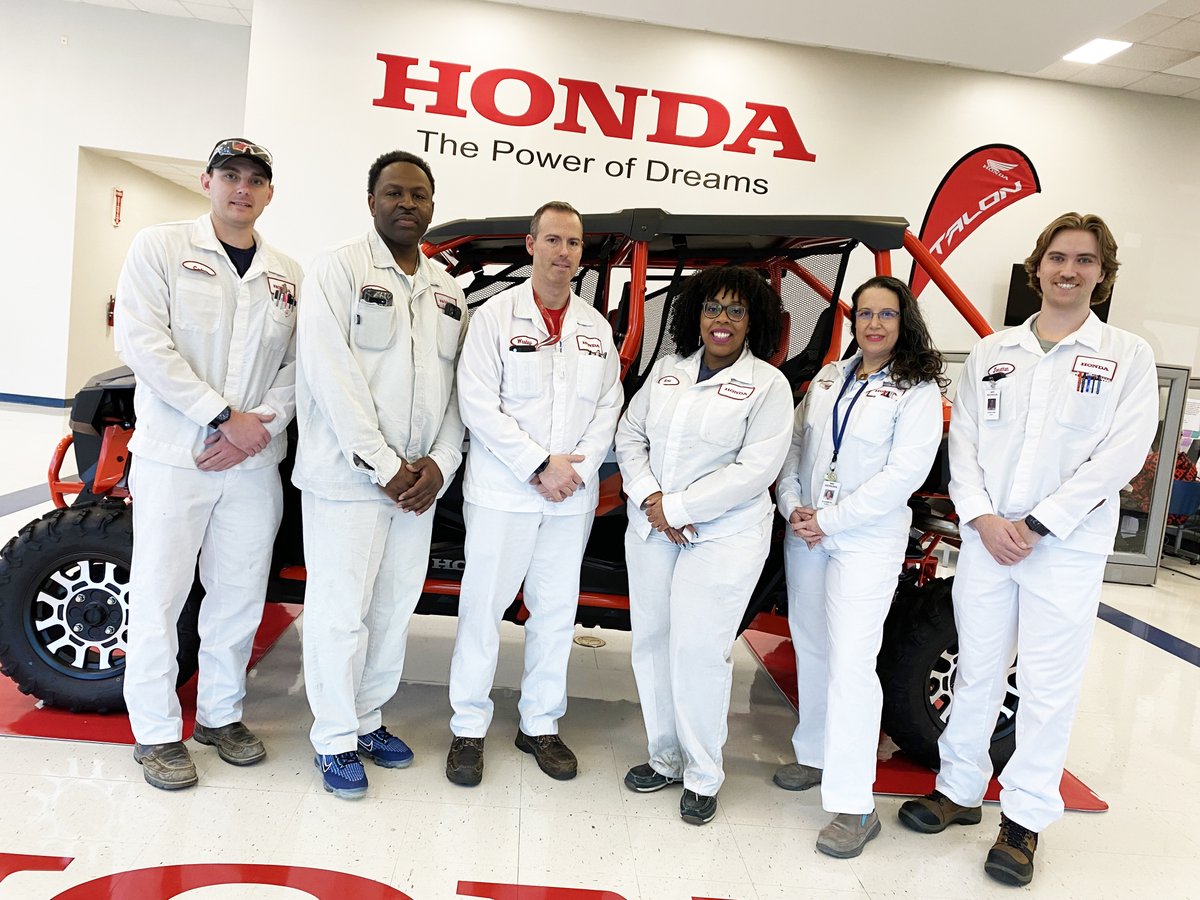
[207,138,273,180]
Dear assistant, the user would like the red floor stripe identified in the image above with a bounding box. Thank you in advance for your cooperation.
[741,627,1108,812]
[0,602,301,744]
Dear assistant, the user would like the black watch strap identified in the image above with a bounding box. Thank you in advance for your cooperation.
[533,456,551,476]
[209,405,232,429]
[1024,514,1051,537]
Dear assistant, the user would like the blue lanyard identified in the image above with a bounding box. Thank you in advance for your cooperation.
[831,362,870,468]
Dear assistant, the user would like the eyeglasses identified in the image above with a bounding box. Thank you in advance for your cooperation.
[701,300,748,322]
[854,308,900,323]
[207,138,273,176]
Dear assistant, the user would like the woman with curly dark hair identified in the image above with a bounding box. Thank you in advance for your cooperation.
[772,274,945,857]
[614,265,793,825]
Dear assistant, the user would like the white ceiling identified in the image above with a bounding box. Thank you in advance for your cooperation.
[64,0,1200,188]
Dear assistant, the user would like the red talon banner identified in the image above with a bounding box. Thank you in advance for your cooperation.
[908,144,1041,298]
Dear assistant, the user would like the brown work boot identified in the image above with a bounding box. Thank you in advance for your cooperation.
[192,721,266,766]
[773,762,822,791]
[985,814,1039,886]
[897,789,983,834]
[134,741,198,790]
[446,736,485,786]
[515,729,578,780]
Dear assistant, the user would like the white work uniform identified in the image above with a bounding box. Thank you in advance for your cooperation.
[450,281,621,737]
[293,229,467,755]
[778,355,942,814]
[616,348,793,797]
[938,312,1158,832]
[115,214,301,744]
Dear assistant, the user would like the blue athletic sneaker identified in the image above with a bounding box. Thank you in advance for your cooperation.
[357,726,414,769]
[315,751,368,799]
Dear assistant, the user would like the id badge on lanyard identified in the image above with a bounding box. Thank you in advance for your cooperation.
[822,365,870,508]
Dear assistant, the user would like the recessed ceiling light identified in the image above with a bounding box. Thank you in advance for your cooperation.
[1063,39,1132,64]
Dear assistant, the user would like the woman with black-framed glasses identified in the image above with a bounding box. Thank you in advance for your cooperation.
[614,265,793,825]
[773,274,947,857]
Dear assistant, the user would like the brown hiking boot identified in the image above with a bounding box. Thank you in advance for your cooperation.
[515,729,577,780]
[985,814,1039,886]
[134,741,198,790]
[773,762,822,791]
[446,736,485,786]
[192,721,266,766]
[897,789,983,834]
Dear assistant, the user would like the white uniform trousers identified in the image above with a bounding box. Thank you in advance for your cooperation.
[301,492,435,755]
[449,502,594,737]
[626,519,771,797]
[936,532,1104,832]
[124,456,283,744]
[785,531,906,814]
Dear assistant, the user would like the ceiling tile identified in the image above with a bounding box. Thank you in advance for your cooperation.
[1105,12,1178,41]
[130,0,190,16]
[1183,83,1200,97]
[1144,18,1200,48]
[1033,59,1089,79]
[1101,41,1195,69]
[1165,53,1200,74]
[1126,71,1200,93]
[180,2,247,24]
[1150,0,1200,16]
[1068,65,1150,87]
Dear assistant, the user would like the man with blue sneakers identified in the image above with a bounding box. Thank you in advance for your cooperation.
[294,151,468,798]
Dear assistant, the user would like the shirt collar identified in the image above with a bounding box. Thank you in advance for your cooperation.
[999,311,1104,352]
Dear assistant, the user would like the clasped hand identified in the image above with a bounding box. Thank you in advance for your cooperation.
[789,506,825,549]
[643,491,697,547]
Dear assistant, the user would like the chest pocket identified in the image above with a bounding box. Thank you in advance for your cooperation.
[174,275,223,334]
[1058,380,1116,431]
[577,354,607,404]
[434,310,462,362]
[852,396,900,445]
[261,304,294,351]
[352,297,396,351]
[502,348,544,400]
[700,394,751,447]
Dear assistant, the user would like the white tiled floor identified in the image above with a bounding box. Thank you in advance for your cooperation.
[1,404,1199,899]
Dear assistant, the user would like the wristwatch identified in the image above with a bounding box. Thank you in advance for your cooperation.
[209,405,232,429]
[533,456,551,476]
[1024,514,1051,537]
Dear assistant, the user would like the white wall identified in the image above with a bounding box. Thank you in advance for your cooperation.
[245,0,1200,367]
[65,149,210,397]
[0,0,249,402]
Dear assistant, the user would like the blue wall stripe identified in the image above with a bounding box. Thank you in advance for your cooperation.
[0,483,58,518]
[1098,602,1200,668]
[0,393,72,407]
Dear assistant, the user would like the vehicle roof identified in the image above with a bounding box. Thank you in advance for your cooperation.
[424,208,910,257]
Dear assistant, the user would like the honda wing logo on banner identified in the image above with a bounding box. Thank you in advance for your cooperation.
[908,144,1041,298]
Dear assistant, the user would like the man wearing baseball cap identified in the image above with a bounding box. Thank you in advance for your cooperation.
[115,137,303,790]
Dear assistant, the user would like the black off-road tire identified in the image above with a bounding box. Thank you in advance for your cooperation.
[878,575,1018,772]
[0,504,201,713]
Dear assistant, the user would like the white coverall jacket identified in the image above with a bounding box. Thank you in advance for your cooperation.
[115,213,302,743]
[776,354,943,813]
[293,229,468,755]
[449,280,622,738]
[938,312,1158,831]
[616,347,793,796]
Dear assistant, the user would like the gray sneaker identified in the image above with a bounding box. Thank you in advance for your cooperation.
[134,741,198,790]
[192,721,266,766]
[817,811,881,858]
[773,762,822,791]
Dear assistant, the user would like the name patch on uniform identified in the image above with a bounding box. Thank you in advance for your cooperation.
[988,362,1016,377]
[815,379,834,390]
[717,381,755,401]
[510,335,538,348]
[657,375,680,386]
[866,387,900,399]
[182,260,216,276]
[434,291,461,320]
[268,275,297,315]
[576,335,606,357]
[1072,355,1117,380]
